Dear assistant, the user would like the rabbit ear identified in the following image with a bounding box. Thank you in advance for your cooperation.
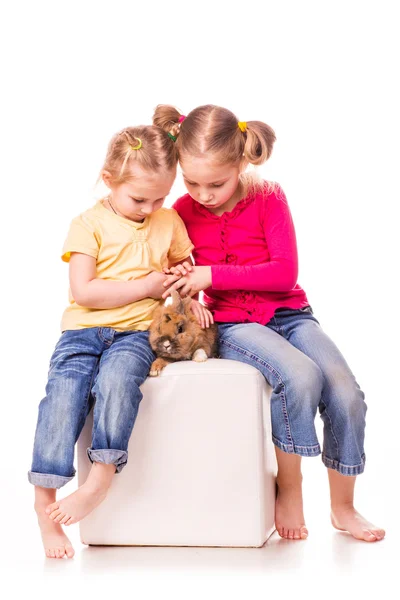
[170,290,185,314]
[170,290,192,315]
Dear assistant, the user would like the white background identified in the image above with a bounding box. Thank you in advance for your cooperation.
[1,0,399,597]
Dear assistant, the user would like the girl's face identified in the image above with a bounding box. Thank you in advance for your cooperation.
[103,164,176,222]
[180,156,242,213]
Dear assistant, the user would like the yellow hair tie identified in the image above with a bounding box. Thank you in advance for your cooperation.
[238,121,247,133]
[130,138,142,150]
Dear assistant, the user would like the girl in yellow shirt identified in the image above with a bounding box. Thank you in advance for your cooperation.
[28,125,206,558]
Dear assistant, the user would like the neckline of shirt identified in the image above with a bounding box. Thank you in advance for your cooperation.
[97,199,150,229]
[192,191,255,221]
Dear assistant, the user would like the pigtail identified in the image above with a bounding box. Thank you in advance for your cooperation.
[242,121,276,165]
[153,104,183,140]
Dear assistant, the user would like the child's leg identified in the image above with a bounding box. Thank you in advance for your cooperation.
[275,447,308,540]
[328,470,385,541]
[46,329,155,525]
[218,323,323,539]
[29,328,103,556]
[46,463,116,525]
[285,312,385,541]
[35,486,74,558]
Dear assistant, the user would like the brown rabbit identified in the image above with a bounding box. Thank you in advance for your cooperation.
[148,290,218,376]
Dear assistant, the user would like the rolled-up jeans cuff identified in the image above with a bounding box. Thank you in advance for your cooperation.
[27,471,75,489]
[322,452,366,475]
[272,436,321,457]
[87,448,128,474]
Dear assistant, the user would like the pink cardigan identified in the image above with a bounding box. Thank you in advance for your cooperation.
[173,183,310,325]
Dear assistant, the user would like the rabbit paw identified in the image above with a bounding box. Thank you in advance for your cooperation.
[192,348,208,362]
[150,358,169,376]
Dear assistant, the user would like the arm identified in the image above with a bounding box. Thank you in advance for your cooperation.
[69,253,162,309]
[164,187,299,295]
[210,188,298,291]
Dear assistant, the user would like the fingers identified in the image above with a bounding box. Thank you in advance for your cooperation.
[190,301,214,328]
[191,303,206,328]
[163,273,183,288]
[162,278,188,299]
[168,262,193,277]
[204,310,214,327]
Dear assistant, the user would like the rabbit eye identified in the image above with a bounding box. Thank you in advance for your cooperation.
[164,315,171,322]
[177,324,184,334]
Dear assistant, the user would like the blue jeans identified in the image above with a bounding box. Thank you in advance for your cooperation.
[28,327,155,489]
[218,308,367,475]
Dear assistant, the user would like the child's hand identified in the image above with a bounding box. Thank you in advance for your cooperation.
[162,266,212,299]
[190,299,214,328]
[145,271,181,299]
[162,262,193,276]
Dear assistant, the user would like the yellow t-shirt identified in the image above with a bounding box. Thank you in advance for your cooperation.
[60,200,194,332]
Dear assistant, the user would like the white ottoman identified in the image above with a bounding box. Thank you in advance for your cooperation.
[77,359,277,547]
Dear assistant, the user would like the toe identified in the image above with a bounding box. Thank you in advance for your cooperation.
[288,529,294,539]
[363,530,378,542]
[300,526,308,540]
[372,528,386,540]
[46,502,59,515]
[60,514,70,525]
[48,509,63,521]
[65,544,75,558]
[54,512,68,523]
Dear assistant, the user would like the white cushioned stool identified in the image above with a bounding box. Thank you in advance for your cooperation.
[78,359,276,547]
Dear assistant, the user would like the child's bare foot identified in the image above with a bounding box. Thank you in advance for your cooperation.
[36,505,75,559]
[45,482,108,526]
[331,505,386,542]
[275,481,308,540]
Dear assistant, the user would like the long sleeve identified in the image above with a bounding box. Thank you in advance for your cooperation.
[211,188,299,292]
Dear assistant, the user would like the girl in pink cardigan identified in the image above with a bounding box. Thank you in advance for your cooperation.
[153,104,385,543]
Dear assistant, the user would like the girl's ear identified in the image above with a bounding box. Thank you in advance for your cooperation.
[102,170,113,189]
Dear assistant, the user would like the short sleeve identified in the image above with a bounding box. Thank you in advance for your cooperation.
[61,214,99,263]
[167,209,194,264]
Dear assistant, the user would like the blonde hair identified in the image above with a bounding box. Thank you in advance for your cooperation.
[153,104,276,195]
[101,125,178,184]
[153,104,276,163]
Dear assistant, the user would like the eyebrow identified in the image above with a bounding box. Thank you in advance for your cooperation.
[183,176,228,185]
[131,196,164,202]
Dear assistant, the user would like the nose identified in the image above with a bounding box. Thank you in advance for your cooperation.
[162,340,171,349]
[140,205,153,215]
[199,190,213,203]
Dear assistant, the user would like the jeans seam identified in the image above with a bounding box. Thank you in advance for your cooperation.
[220,338,294,447]
[77,356,100,441]
[319,399,340,458]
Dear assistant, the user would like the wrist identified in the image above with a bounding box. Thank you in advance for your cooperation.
[206,266,212,288]
[132,277,149,301]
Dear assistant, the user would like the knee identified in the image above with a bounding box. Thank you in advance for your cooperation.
[330,375,367,420]
[94,368,142,404]
[288,361,324,405]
